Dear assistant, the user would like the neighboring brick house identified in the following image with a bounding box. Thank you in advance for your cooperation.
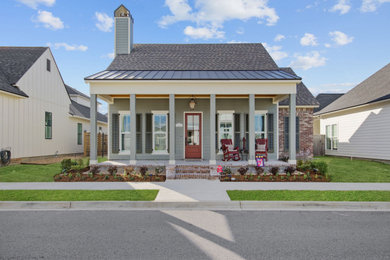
[278,68,319,159]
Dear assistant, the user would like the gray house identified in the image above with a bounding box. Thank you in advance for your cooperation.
[85,5,318,167]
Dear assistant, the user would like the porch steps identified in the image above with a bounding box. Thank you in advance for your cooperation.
[174,165,217,179]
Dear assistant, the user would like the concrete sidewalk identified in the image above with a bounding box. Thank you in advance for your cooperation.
[1,180,390,202]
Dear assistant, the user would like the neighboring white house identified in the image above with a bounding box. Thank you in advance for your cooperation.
[314,63,390,161]
[0,47,107,160]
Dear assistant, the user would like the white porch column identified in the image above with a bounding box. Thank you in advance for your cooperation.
[130,94,136,165]
[288,93,297,164]
[209,94,216,165]
[90,94,98,165]
[169,94,175,164]
[248,94,255,165]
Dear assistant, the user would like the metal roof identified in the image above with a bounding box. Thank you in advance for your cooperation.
[85,70,301,81]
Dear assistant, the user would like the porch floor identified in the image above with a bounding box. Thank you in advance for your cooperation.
[98,159,290,167]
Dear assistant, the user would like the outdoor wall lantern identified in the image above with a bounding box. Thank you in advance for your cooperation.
[189,97,196,110]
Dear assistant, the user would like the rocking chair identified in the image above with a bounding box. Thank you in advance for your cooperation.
[255,138,268,161]
[221,139,240,161]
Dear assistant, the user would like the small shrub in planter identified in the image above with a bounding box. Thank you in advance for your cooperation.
[285,166,295,175]
[76,173,81,178]
[222,166,232,176]
[77,159,84,168]
[104,175,109,180]
[269,175,273,181]
[286,173,291,178]
[61,159,72,172]
[68,173,73,179]
[279,156,289,162]
[139,166,148,176]
[124,167,134,175]
[255,166,264,175]
[311,161,328,176]
[281,175,285,180]
[270,167,279,176]
[90,165,100,175]
[293,175,296,181]
[257,175,261,180]
[81,176,86,181]
[107,166,118,175]
[155,166,165,174]
[303,174,307,180]
[88,172,93,178]
[237,167,249,175]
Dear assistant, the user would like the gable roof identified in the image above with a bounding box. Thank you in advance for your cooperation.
[0,47,47,97]
[278,67,319,107]
[107,43,279,71]
[316,63,390,115]
[65,84,90,100]
[69,100,107,123]
[314,93,344,113]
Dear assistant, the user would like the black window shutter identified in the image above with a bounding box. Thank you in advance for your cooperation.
[112,113,120,153]
[136,114,142,154]
[234,113,241,148]
[145,113,153,153]
[167,113,170,153]
[296,116,300,151]
[215,113,218,150]
[267,113,274,153]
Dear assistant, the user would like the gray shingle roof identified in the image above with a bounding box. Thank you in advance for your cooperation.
[314,93,344,113]
[69,100,107,123]
[316,63,390,115]
[0,47,47,97]
[278,67,319,107]
[65,84,90,100]
[107,43,279,71]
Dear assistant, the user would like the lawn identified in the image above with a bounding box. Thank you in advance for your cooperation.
[0,190,158,201]
[315,156,390,182]
[0,157,106,182]
[227,190,390,202]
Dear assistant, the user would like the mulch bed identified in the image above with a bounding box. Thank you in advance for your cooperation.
[220,172,329,182]
[54,173,166,182]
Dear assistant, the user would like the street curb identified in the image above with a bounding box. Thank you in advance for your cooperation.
[1,201,390,211]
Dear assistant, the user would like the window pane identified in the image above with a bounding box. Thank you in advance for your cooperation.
[154,133,166,151]
[326,125,331,150]
[121,133,130,151]
[160,115,167,132]
[193,115,199,130]
[122,115,130,132]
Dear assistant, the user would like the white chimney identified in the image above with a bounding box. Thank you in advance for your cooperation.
[114,4,134,55]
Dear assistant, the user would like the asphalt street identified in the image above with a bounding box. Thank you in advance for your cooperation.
[1,210,389,259]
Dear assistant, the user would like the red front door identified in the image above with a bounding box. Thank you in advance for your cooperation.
[185,113,202,159]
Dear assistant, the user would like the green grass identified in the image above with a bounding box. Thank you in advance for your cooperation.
[0,190,158,201]
[227,190,390,202]
[315,156,390,182]
[0,157,106,182]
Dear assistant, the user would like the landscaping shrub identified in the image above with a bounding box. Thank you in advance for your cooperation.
[255,166,264,175]
[124,167,134,175]
[237,167,249,175]
[222,166,232,176]
[270,167,279,175]
[279,156,289,162]
[285,166,296,175]
[107,166,118,175]
[297,160,311,173]
[77,159,84,168]
[139,166,148,176]
[155,166,165,174]
[311,161,328,176]
[90,165,100,175]
[60,159,72,172]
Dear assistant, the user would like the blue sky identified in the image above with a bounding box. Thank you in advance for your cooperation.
[1,0,389,113]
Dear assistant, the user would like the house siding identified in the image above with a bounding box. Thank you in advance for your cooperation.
[319,101,390,160]
[0,49,107,159]
[279,107,314,159]
[108,97,278,161]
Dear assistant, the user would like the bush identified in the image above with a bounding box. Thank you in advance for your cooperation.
[255,166,264,175]
[61,159,72,172]
[124,167,134,175]
[270,167,279,175]
[297,160,311,173]
[139,166,148,176]
[77,159,84,168]
[107,166,118,175]
[222,166,232,176]
[90,165,100,175]
[311,161,328,176]
[155,166,165,174]
[237,167,248,175]
[279,156,289,162]
[284,166,296,175]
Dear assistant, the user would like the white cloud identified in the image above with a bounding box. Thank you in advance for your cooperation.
[300,33,318,46]
[330,0,351,14]
[324,43,332,48]
[159,0,279,39]
[361,0,390,12]
[48,42,88,51]
[101,52,115,59]
[36,10,64,30]
[329,31,353,45]
[184,26,224,39]
[274,34,285,42]
[263,43,288,61]
[16,0,55,9]
[310,82,356,95]
[236,27,244,34]
[227,40,247,43]
[95,12,114,32]
[289,51,326,70]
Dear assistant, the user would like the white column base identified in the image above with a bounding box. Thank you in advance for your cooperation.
[129,160,137,165]
[90,160,98,165]
[248,160,256,165]
[169,160,175,165]
[209,160,217,165]
[288,159,297,165]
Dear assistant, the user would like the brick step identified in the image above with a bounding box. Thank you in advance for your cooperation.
[175,174,217,180]
[175,165,210,174]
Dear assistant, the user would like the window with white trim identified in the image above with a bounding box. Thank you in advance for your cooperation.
[326,124,338,150]
[153,111,168,153]
[254,111,267,139]
[119,112,130,152]
[218,111,234,150]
